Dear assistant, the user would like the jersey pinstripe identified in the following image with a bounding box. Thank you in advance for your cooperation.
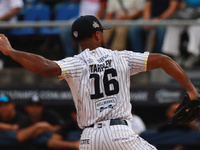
[80,125,156,150]
[55,47,149,129]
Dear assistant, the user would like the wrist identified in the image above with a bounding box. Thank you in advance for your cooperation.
[187,90,199,100]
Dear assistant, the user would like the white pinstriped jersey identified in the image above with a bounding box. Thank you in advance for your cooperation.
[56,47,149,129]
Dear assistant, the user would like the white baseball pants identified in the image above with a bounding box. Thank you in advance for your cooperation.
[79,120,157,150]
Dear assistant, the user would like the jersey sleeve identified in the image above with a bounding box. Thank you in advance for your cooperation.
[123,51,149,76]
[55,57,84,80]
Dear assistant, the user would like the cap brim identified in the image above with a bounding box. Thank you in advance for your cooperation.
[102,26,111,30]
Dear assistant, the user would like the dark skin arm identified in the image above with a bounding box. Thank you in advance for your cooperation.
[147,54,198,100]
[0,123,18,131]
[0,8,20,21]
[0,34,198,100]
[143,0,152,30]
[17,122,61,142]
[143,0,179,20]
[156,0,179,20]
[47,134,80,149]
[143,0,151,20]
[0,34,61,77]
[96,1,107,19]
[143,0,179,30]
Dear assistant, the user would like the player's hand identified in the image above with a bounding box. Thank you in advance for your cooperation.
[11,124,19,130]
[36,122,61,131]
[73,141,80,149]
[0,34,14,56]
[35,122,53,130]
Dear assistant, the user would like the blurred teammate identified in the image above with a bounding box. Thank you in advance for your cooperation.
[48,107,81,150]
[17,95,63,142]
[0,95,26,131]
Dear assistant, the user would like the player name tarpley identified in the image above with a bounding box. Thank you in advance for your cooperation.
[89,59,112,73]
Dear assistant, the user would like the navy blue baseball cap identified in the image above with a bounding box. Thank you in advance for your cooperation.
[72,15,111,40]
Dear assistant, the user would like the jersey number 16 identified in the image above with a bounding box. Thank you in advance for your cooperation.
[90,68,119,99]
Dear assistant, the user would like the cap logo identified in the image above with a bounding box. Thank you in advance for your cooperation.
[93,21,100,28]
[73,31,78,38]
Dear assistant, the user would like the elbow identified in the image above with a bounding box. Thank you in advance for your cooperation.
[40,61,61,77]
[163,54,173,61]
[39,61,53,76]
[157,54,173,66]
[40,68,52,77]
[36,64,54,77]
[147,53,173,70]
[16,132,26,142]
[47,139,56,148]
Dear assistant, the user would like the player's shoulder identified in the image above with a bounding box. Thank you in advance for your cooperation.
[96,47,129,55]
[111,49,133,57]
[59,54,86,64]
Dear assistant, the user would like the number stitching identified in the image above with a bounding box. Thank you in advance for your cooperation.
[90,68,119,99]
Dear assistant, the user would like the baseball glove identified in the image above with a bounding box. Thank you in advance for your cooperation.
[170,94,200,125]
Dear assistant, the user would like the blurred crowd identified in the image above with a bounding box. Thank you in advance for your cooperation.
[0,94,146,150]
[1,94,200,150]
[0,94,82,150]
[0,0,200,69]
[1,0,200,150]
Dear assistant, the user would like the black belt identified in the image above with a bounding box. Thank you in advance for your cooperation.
[86,119,128,128]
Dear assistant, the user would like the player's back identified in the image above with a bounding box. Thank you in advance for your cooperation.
[56,47,149,128]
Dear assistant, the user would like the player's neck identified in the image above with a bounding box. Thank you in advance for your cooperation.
[79,39,100,51]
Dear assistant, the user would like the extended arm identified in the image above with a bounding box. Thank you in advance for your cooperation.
[17,122,61,142]
[143,0,151,20]
[147,53,198,100]
[17,123,42,142]
[156,0,179,19]
[96,0,107,19]
[0,34,61,76]
[0,123,18,131]
[47,134,80,149]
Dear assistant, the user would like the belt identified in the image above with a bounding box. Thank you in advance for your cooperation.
[86,119,128,128]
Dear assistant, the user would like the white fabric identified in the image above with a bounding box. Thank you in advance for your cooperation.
[80,124,156,150]
[56,48,154,150]
[106,0,145,16]
[56,48,149,129]
[132,115,146,134]
[0,0,23,22]
[187,26,200,56]
[162,26,184,56]
[162,25,200,56]
[79,0,100,16]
